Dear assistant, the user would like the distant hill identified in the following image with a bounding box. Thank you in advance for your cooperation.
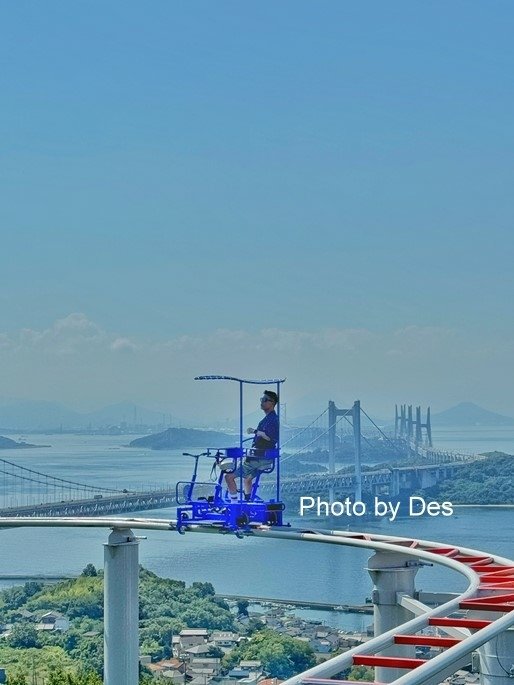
[82,402,168,427]
[432,402,514,426]
[422,452,514,504]
[0,399,82,431]
[129,427,234,450]
[0,399,184,431]
[0,435,45,449]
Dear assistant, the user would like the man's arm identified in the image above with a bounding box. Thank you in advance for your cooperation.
[258,414,279,443]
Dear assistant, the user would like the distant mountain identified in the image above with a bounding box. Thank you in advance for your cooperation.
[83,402,168,427]
[0,399,184,431]
[432,402,514,426]
[129,428,234,450]
[0,399,83,431]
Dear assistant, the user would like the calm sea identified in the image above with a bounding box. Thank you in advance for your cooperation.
[0,430,512,631]
[431,425,514,456]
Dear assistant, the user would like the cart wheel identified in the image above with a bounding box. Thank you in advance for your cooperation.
[177,513,189,535]
[266,512,278,526]
[236,513,249,528]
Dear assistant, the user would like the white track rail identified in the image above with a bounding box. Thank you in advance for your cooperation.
[0,517,513,685]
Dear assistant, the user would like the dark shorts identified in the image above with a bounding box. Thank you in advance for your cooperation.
[236,457,274,479]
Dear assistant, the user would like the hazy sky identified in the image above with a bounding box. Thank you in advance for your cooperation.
[1,1,514,421]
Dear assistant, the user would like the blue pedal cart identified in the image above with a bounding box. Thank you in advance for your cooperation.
[176,375,287,534]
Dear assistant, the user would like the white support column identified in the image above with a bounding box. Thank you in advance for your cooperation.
[104,527,140,685]
[478,626,514,685]
[367,551,420,683]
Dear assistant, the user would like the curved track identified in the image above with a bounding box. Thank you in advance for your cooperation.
[1,517,513,685]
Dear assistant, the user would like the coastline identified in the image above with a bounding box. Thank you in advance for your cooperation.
[453,503,514,509]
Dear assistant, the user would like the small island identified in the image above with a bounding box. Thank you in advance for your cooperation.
[0,436,49,449]
[129,427,234,450]
[420,451,514,505]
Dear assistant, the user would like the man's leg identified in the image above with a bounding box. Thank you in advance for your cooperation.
[225,472,237,496]
[243,476,254,499]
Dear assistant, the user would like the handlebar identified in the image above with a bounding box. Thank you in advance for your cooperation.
[182,452,209,458]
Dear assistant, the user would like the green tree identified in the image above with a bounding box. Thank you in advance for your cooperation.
[45,667,103,684]
[212,596,230,611]
[236,600,249,617]
[245,617,265,635]
[47,668,67,684]
[2,586,29,611]
[6,675,28,685]
[207,645,225,659]
[81,564,98,578]
[23,581,44,599]
[0,564,235,676]
[80,674,102,685]
[7,624,41,649]
[140,637,164,661]
[191,582,215,598]
[139,673,156,685]
[223,629,315,679]
[71,635,104,673]
[347,665,375,681]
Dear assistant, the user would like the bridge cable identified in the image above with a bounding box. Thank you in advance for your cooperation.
[280,413,349,464]
[0,458,124,493]
[359,408,399,451]
[0,469,96,492]
[338,413,382,454]
[280,408,329,448]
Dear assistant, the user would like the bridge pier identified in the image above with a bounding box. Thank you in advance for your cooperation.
[367,551,419,683]
[104,527,140,685]
[389,469,400,497]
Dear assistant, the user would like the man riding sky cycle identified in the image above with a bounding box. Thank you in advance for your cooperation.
[224,390,279,501]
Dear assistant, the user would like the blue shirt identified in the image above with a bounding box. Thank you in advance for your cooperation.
[253,410,279,455]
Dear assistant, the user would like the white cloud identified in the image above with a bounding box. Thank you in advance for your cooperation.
[0,315,513,419]
[110,337,138,353]
[5,313,106,355]
[0,334,12,350]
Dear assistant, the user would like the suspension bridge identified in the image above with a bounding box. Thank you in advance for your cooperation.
[268,400,481,500]
[0,457,175,516]
[0,401,483,517]
[0,403,511,684]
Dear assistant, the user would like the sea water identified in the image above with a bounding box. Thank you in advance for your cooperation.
[0,432,512,631]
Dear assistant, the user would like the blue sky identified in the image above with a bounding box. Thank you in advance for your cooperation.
[1,1,513,419]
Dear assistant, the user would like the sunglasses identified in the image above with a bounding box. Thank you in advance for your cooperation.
[260,396,272,403]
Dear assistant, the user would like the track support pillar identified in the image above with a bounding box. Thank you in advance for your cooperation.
[367,551,420,683]
[104,527,140,685]
[478,625,514,685]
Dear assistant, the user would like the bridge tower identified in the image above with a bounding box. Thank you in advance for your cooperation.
[395,404,407,438]
[328,400,362,502]
[415,406,423,444]
[414,406,433,448]
[425,406,432,447]
[396,404,432,448]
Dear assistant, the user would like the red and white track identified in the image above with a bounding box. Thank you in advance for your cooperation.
[0,518,513,685]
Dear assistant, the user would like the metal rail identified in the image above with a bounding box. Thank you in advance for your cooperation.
[0,517,512,685]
